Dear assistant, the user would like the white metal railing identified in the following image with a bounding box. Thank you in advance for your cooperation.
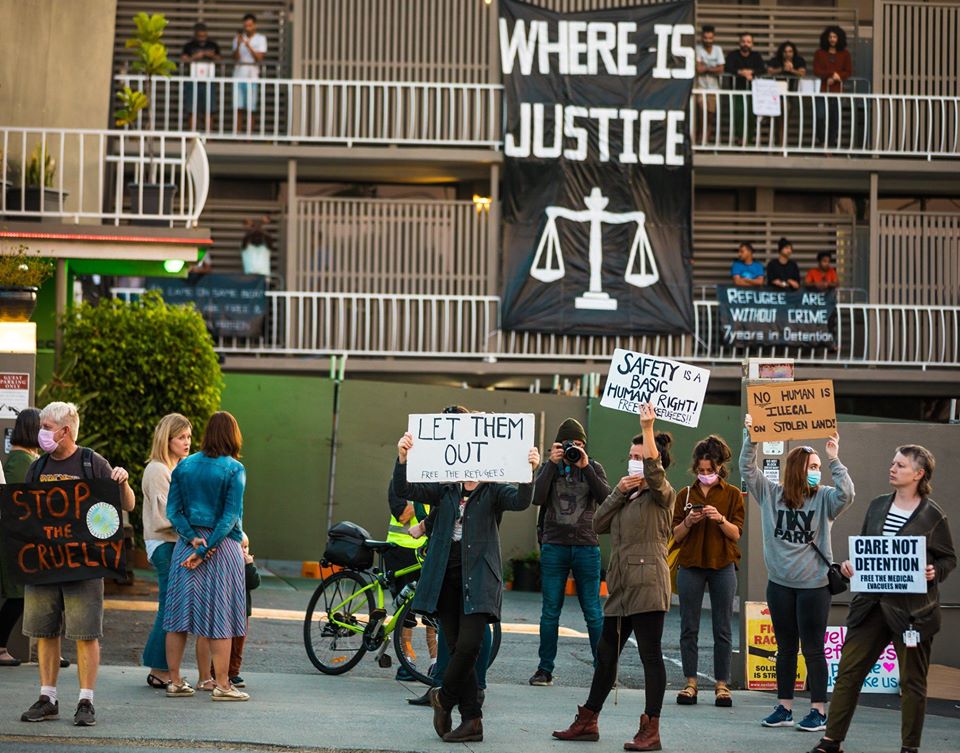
[0,127,209,226]
[689,89,960,159]
[110,288,960,368]
[114,75,502,146]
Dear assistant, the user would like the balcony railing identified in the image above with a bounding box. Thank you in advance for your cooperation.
[0,127,209,226]
[111,288,960,369]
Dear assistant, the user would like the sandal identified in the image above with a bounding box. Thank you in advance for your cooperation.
[676,682,698,705]
[809,738,843,753]
[165,681,195,697]
[196,678,216,691]
[714,682,733,707]
[146,673,169,689]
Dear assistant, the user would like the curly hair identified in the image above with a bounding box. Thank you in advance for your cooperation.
[690,435,732,479]
[771,41,802,67]
[820,26,847,52]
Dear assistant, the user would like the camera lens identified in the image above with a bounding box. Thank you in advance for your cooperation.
[563,444,582,464]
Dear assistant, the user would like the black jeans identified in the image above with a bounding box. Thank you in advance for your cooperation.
[585,612,667,718]
[0,597,24,646]
[436,562,489,721]
[766,580,831,703]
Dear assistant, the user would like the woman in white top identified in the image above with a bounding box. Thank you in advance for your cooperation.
[141,414,193,688]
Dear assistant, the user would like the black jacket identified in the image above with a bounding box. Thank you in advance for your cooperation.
[724,49,766,90]
[533,459,610,546]
[392,460,531,622]
[846,494,956,640]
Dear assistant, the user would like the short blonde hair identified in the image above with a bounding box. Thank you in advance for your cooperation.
[40,402,80,439]
[149,413,192,469]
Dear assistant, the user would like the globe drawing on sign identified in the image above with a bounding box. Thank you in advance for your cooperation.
[86,502,120,540]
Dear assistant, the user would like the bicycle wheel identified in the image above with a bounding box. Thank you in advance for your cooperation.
[487,621,502,668]
[304,570,375,674]
[393,600,438,685]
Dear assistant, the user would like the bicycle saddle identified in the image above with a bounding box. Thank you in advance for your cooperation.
[363,539,398,551]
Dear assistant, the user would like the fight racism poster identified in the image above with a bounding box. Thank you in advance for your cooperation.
[499,0,695,336]
[0,479,125,585]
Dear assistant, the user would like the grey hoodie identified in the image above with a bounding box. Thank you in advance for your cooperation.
[739,430,855,588]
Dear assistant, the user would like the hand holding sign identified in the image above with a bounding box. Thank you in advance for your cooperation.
[825,432,840,460]
[528,447,541,471]
[397,432,414,463]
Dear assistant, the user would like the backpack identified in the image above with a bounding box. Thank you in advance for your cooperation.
[26,447,95,483]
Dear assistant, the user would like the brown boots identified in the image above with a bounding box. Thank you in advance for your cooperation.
[553,705,601,742]
[623,714,661,751]
[443,717,483,743]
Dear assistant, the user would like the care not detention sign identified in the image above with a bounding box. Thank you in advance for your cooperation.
[406,413,535,484]
[849,536,927,594]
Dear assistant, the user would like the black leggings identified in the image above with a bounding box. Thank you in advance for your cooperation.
[435,564,489,721]
[585,612,667,718]
[0,597,24,646]
[766,581,832,703]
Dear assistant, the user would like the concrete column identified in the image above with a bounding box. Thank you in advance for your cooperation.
[285,158,298,291]
[868,172,879,303]
[53,259,68,366]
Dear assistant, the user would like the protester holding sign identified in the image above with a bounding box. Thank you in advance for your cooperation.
[0,407,39,667]
[810,446,956,753]
[530,417,609,688]
[19,402,135,727]
[396,417,539,744]
[740,415,854,732]
[671,435,744,708]
[140,414,194,690]
[553,404,674,752]
[163,412,249,702]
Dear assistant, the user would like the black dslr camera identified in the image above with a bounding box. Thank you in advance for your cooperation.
[562,441,583,464]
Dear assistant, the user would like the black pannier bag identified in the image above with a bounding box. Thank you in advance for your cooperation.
[324,521,373,570]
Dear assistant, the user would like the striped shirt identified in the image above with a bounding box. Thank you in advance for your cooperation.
[882,502,914,536]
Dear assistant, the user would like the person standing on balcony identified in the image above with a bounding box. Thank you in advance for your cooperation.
[181,23,221,133]
[731,242,766,287]
[232,13,267,135]
[766,238,801,290]
[805,252,839,291]
[723,33,766,146]
[529,418,610,688]
[813,27,852,149]
[695,25,725,144]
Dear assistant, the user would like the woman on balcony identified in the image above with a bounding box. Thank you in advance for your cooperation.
[814,27,853,149]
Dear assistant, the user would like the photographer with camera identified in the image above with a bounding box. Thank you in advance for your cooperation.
[529,418,610,687]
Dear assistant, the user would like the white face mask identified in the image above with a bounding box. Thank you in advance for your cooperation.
[628,459,645,477]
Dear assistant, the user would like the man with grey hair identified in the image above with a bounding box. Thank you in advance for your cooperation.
[19,402,134,727]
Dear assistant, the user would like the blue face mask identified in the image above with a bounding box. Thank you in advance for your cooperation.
[807,469,822,487]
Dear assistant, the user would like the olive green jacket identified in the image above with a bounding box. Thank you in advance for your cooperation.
[593,456,675,616]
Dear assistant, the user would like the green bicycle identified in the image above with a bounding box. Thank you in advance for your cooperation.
[303,538,502,683]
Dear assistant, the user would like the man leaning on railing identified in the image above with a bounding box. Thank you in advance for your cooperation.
[181,23,222,133]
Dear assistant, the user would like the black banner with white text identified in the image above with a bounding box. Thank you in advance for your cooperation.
[717,285,837,347]
[499,0,695,335]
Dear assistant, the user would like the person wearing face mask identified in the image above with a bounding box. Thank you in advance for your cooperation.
[397,412,540,744]
[740,416,854,734]
[553,403,674,752]
[671,435,744,708]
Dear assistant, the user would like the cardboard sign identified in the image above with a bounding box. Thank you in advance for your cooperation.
[745,601,805,691]
[826,625,900,694]
[600,349,710,427]
[849,536,927,594]
[751,78,782,117]
[0,372,30,419]
[0,480,125,585]
[406,413,534,483]
[746,379,837,441]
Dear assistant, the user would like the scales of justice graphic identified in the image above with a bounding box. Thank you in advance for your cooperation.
[529,187,660,311]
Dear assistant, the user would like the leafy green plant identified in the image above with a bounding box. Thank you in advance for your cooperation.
[0,244,55,288]
[114,86,149,129]
[45,291,223,542]
[25,144,56,188]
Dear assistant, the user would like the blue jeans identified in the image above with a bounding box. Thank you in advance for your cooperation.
[431,619,491,690]
[141,542,174,670]
[537,543,603,674]
[677,564,738,682]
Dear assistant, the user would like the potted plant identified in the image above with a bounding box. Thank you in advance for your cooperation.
[510,550,542,593]
[114,12,177,220]
[4,144,67,219]
[0,244,55,320]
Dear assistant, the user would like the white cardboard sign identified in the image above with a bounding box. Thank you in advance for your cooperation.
[0,373,30,418]
[849,536,926,594]
[826,626,900,694]
[751,78,782,117]
[600,349,710,427]
[406,413,534,483]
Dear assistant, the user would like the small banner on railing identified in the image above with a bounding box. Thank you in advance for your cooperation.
[716,285,836,348]
[147,274,266,338]
[499,0,696,336]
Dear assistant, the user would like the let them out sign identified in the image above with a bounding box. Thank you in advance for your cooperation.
[406,413,535,484]
[0,480,125,585]
[849,536,927,594]
[601,349,710,427]
[746,379,837,441]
